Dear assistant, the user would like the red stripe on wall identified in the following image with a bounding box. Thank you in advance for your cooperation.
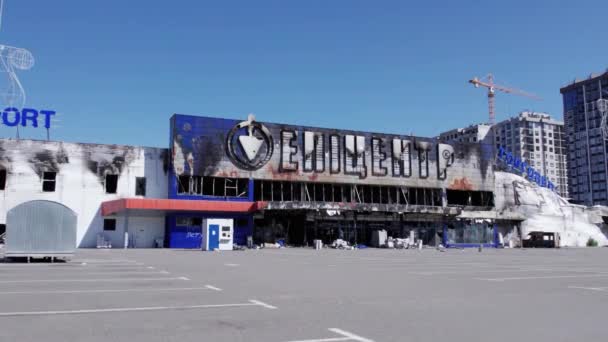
[101,198,261,216]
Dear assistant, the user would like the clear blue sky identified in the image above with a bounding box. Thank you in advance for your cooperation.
[2,0,607,147]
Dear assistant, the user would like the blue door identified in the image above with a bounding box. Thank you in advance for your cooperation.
[208,224,220,250]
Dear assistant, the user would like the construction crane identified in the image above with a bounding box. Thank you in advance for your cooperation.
[469,74,541,124]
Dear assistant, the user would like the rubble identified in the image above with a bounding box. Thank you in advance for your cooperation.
[330,239,353,250]
[494,171,608,247]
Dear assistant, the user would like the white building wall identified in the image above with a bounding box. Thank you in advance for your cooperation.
[0,139,168,248]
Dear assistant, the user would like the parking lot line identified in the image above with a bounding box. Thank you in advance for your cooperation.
[568,286,608,292]
[285,337,349,342]
[413,268,608,276]
[205,285,222,291]
[0,264,78,268]
[0,271,166,277]
[0,287,216,295]
[329,329,375,342]
[0,276,188,284]
[76,259,140,263]
[477,274,608,281]
[248,299,278,309]
[80,262,145,266]
[285,328,374,342]
[78,264,146,268]
[0,301,277,317]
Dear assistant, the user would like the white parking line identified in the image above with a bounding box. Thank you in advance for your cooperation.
[0,301,277,317]
[205,285,222,291]
[329,329,375,342]
[569,286,608,292]
[80,262,145,266]
[224,263,240,267]
[77,264,147,268]
[248,299,278,309]
[285,328,374,342]
[0,264,78,268]
[0,267,153,273]
[82,264,146,267]
[0,277,188,284]
[478,274,608,281]
[0,287,218,295]
[0,271,166,277]
[76,259,139,263]
[414,268,608,276]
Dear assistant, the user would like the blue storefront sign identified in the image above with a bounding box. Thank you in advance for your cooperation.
[1,107,56,128]
[497,146,555,191]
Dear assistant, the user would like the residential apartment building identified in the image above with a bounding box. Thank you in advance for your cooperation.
[438,123,492,144]
[493,112,568,197]
[560,71,608,205]
[439,112,568,197]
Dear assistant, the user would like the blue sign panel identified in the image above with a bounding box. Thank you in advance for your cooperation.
[169,114,496,199]
[1,107,56,128]
[497,146,555,191]
[168,225,202,249]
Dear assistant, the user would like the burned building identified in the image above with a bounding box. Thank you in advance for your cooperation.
[165,114,497,248]
[0,114,502,249]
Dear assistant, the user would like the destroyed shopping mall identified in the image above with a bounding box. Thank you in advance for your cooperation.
[1,114,606,250]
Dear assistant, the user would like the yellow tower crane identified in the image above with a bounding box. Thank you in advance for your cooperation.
[469,74,541,124]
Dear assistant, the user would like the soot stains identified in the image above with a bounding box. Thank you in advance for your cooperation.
[28,149,69,178]
[83,145,137,184]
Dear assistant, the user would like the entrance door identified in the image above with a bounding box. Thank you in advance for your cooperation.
[208,224,220,250]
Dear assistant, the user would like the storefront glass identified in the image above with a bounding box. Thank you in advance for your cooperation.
[447,221,494,245]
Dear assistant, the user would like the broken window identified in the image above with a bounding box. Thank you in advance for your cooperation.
[200,176,213,196]
[42,171,56,192]
[323,183,332,202]
[293,182,302,201]
[280,182,292,201]
[447,190,494,207]
[135,177,146,196]
[178,175,191,194]
[251,179,443,206]
[254,180,262,201]
[103,218,116,231]
[179,175,248,198]
[0,169,5,190]
[262,181,272,200]
[105,174,118,194]
[398,187,408,204]
[237,179,249,198]
[446,221,494,244]
[190,176,202,195]
[314,183,323,202]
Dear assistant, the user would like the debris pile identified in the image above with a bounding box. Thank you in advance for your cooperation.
[495,171,608,247]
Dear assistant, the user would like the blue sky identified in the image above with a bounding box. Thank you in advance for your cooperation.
[1,0,607,146]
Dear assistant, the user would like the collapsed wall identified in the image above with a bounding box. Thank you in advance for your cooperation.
[494,171,608,247]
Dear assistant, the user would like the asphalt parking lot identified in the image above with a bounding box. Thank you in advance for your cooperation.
[0,247,607,342]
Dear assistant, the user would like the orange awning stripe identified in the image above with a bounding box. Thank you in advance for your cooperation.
[101,198,263,216]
